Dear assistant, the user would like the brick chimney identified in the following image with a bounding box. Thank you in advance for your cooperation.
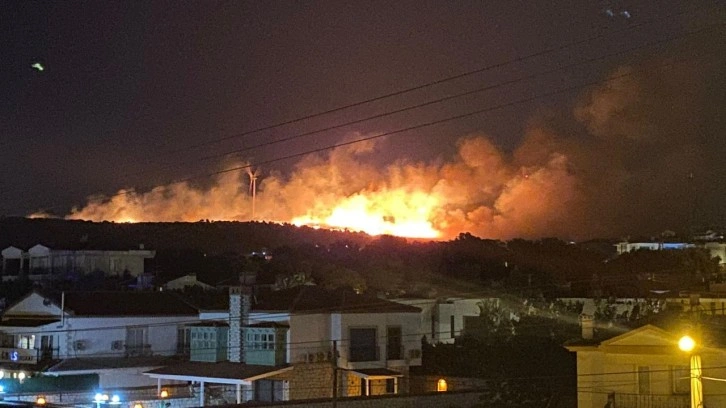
[228,286,252,363]
[580,314,594,340]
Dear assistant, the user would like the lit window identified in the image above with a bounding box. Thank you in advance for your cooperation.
[437,378,448,392]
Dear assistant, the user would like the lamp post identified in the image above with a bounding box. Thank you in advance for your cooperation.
[678,335,704,408]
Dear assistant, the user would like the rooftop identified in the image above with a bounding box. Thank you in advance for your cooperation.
[20,290,200,317]
[252,286,421,314]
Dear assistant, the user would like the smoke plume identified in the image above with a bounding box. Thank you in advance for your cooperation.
[66,54,726,240]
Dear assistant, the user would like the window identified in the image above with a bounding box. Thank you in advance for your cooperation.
[18,335,35,349]
[638,366,651,395]
[672,365,689,394]
[246,329,276,351]
[126,326,148,355]
[349,328,377,362]
[437,378,448,392]
[450,315,455,338]
[386,326,402,360]
[177,326,190,355]
[0,333,14,348]
[40,335,53,350]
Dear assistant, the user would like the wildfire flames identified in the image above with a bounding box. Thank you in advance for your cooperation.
[291,189,441,238]
[54,58,715,240]
[61,134,580,240]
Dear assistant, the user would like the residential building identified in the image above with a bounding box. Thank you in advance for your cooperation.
[0,244,155,281]
[0,290,199,390]
[146,285,423,405]
[614,240,726,266]
[392,297,501,344]
[162,274,214,291]
[565,316,726,408]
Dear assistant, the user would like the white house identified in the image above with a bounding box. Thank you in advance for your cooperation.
[145,285,423,405]
[1,244,155,281]
[0,290,200,389]
[392,297,500,344]
[566,319,726,408]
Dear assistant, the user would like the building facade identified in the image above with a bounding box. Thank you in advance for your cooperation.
[0,290,199,389]
[566,322,726,408]
[1,244,155,281]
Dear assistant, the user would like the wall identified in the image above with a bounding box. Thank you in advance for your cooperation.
[391,298,499,344]
[409,375,488,394]
[57,315,196,358]
[287,314,331,364]
[575,348,726,408]
[223,389,486,408]
[336,312,422,370]
[285,361,334,401]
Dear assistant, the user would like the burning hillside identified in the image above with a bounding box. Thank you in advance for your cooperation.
[61,55,724,240]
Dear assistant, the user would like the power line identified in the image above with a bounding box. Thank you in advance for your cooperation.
[145,3,718,159]
[45,40,718,215]
[8,32,719,217]
[132,24,718,180]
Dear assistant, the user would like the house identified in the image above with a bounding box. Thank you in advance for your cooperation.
[162,274,214,291]
[145,285,423,405]
[614,240,726,266]
[0,290,200,390]
[0,244,155,281]
[392,297,508,344]
[565,315,726,408]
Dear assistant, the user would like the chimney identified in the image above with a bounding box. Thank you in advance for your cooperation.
[580,314,594,340]
[228,286,252,363]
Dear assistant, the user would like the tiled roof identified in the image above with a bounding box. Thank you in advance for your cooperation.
[58,291,198,316]
[252,286,421,314]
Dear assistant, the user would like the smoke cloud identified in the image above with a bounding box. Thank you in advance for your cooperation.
[66,53,726,240]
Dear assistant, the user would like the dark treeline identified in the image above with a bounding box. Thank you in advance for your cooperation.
[1,217,720,301]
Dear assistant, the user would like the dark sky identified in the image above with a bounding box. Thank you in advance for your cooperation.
[1,1,725,239]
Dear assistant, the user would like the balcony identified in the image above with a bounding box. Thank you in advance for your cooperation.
[349,346,379,362]
[0,347,58,364]
[614,393,689,408]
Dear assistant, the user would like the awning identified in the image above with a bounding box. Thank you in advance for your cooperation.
[144,362,292,385]
[347,368,403,380]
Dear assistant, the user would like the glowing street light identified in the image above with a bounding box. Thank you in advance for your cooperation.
[679,335,696,352]
[679,335,703,408]
[94,392,110,408]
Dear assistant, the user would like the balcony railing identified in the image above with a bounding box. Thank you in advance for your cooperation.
[0,347,58,364]
[614,393,689,408]
[125,344,152,357]
[349,345,379,362]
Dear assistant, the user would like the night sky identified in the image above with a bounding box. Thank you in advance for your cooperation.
[2,1,725,239]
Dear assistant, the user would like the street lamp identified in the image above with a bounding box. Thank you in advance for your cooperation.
[94,392,109,408]
[678,335,704,408]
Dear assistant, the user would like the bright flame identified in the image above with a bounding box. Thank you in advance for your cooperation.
[292,189,441,238]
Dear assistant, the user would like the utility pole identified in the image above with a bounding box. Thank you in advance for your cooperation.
[332,340,338,408]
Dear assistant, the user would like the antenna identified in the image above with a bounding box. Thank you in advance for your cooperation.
[246,167,260,220]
